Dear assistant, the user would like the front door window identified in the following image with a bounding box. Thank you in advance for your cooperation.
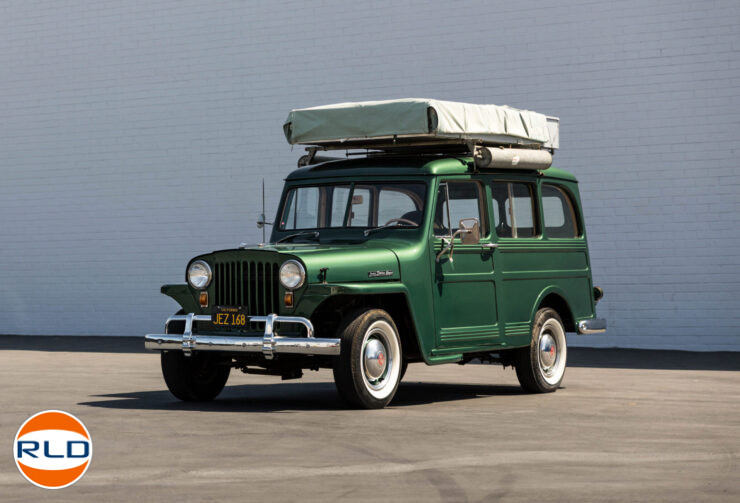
[434,181,487,237]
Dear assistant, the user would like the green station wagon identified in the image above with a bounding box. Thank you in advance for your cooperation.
[145,99,606,408]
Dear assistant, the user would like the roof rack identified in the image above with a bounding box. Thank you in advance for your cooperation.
[285,99,559,171]
[298,144,553,171]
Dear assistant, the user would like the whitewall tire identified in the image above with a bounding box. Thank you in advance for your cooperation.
[515,308,567,393]
[333,309,403,409]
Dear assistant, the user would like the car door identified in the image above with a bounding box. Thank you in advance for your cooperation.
[430,178,499,351]
[490,178,546,346]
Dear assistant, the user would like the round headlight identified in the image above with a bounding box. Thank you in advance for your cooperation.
[187,260,212,289]
[280,260,305,290]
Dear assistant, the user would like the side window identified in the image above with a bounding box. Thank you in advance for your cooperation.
[329,186,351,227]
[378,189,417,225]
[434,181,487,237]
[491,182,538,238]
[346,187,371,226]
[542,184,579,238]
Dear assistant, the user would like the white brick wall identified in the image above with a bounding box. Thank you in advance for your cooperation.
[1,0,738,350]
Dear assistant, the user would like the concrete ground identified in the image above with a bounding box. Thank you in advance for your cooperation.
[0,338,738,502]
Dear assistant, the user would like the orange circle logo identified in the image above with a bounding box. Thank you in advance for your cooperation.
[13,410,92,489]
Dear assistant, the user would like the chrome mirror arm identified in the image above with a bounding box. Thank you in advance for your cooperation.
[436,229,470,262]
[436,237,452,262]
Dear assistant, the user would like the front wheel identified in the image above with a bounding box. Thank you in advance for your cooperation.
[333,309,403,409]
[161,351,230,401]
[515,308,567,393]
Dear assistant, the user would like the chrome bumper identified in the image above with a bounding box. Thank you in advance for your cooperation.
[144,313,340,358]
[577,318,607,334]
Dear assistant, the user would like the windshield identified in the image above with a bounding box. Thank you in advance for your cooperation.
[278,182,427,231]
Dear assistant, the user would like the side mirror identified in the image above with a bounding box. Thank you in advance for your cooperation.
[256,213,272,229]
[436,217,481,262]
[459,218,480,245]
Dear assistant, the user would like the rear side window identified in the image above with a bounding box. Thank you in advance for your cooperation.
[491,182,538,238]
[542,184,579,238]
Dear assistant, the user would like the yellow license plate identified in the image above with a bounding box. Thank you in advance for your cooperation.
[211,306,248,327]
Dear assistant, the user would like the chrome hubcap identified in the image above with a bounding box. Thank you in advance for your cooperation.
[539,332,557,373]
[363,338,388,381]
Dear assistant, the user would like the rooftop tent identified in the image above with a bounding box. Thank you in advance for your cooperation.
[283,98,559,150]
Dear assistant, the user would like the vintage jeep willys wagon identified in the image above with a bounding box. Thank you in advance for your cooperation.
[145,99,606,408]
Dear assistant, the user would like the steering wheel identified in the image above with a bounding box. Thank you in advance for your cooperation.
[383,218,417,227]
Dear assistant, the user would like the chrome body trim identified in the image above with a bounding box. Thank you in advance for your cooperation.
[145,313,339,357]
[577,318,607,335]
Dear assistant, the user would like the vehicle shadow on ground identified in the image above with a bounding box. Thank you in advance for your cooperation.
[78,381,526,412]
[4,336,738,371]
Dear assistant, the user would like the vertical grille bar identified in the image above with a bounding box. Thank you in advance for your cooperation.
[264,262,270,314]
[214,264,218,305]
[224,262,229,305]
[226,262,232,305]
[222,262,226,305]
[244,261,250,313]
[258,262,265,316]
[238,261,244,306]
[272,263,280,312]
[267,263,274,314]
[221,262,225,305]
[229,262,234,305]
[232,261,237,305]
[214,264,219,305]
[251,262,259,330]
[231,261,237,305]
[218,263,224,305]
[230,262,234,305]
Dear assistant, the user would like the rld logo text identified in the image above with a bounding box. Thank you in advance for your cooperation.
[13,410,92,489]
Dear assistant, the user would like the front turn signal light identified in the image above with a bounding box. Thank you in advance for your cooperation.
[199,291,208,307]
[284,291,294,308]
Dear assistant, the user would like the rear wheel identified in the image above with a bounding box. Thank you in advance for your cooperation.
[333,309,403,409]
[161,351,230,401]
[515,308,567,393]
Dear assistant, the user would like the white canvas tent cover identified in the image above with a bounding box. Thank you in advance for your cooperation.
[283,98,559,150]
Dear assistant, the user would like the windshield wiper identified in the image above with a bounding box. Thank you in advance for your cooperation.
[275,231,320,244]
[363,223,416,237]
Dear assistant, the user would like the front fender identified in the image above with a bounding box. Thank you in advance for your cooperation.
[294,282,411,316]
[161,284,198,313]
[295,282,436,364]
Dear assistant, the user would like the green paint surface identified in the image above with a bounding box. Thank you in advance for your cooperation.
[161,156,601,364]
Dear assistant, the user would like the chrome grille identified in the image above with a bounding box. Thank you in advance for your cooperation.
[213,261,280,321]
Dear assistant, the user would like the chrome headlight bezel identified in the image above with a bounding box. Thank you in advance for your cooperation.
[279,259,306,290]
[187,260,212,289]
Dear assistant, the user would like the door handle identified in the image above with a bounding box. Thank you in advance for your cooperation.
[481,243,499,249]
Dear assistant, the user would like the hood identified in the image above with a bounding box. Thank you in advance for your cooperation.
[233,242,401,284]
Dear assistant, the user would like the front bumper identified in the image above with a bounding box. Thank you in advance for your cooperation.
[144,313,340,358]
